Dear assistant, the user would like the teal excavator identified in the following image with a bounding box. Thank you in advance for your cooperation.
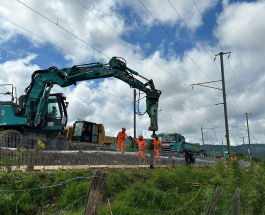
[0,57,161,149]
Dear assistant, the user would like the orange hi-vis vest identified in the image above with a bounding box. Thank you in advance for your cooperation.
[118,132,127,141]
[151,139,163,149]
[137,140,147,150]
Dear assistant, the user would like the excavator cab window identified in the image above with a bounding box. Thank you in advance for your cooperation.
[47,98,60,119]
[44,94,67,128]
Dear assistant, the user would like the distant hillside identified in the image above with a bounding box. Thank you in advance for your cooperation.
[203,144,265,158]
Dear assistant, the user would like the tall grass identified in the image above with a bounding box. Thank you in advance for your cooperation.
[0,160,264,214]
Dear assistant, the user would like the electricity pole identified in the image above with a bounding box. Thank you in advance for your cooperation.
[201,127,204,151]
[201,127,213,151]
[134,89,136,152]
[245,113,252,162]
[215,52,231,156]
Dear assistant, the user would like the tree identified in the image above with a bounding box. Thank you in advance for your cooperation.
[147,141,152,150]
[128,140,138,149]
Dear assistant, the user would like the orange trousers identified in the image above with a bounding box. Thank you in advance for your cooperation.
[117,140,125,152]
[137,150,145,161]
[153,149,161,163]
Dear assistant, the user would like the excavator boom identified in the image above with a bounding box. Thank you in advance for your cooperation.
[0,57,161,143]
[24,57,161,132]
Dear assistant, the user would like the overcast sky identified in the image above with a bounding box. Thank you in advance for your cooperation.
[0,0,264,146]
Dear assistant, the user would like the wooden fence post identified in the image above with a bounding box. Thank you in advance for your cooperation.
[83,169,109,215]
[234,188,241,215]
[207,186,222,215]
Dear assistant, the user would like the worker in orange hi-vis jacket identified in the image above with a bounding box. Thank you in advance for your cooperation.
[151,134,164,164]
[131,135,148,163]
[116,128,128,154]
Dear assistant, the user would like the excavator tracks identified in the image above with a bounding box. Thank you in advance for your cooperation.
[0,129,23,148]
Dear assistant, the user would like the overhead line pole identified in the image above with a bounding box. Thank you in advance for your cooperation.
[201,127,213,151]
[134,89,136,152]
[245,113,252,162]
[215,52,231,157]
[201,127,205,151]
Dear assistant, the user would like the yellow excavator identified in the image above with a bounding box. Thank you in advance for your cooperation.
[65,120,117,149]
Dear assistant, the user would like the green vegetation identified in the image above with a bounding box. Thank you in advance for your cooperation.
[0,159,264,214]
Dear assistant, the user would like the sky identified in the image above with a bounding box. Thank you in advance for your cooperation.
[0,0,265,146]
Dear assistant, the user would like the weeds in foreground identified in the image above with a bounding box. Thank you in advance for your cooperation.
[0,161,264,214]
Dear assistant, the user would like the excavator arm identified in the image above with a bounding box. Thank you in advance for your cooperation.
[24,57,161,134]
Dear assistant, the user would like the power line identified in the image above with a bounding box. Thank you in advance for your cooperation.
[138,0,216,83]
[75,0,189,85]
[136,0,226,123]
[0,47,134,105]
[168,0,245,125]
[192,0,223,50]
[65,0,222,126]
[168,0,215,62]
[17,0,110,60]
[0,15,217,129]
[14,0,225,129]
[0,47,45,68]
[192,0,248,116]
[0,15,89,64]
[161,90,217,127]
[226,57,249,112]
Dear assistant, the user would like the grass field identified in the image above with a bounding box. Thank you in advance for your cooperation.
[0,159,264,214]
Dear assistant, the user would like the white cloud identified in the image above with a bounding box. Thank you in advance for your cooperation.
[125,0,218,31]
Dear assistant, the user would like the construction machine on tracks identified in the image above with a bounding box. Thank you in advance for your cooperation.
[65,120,117,149]
[0,57,161,149]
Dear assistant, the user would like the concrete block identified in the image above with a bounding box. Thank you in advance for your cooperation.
[62,165,90,170]
[89,165,107,169]
[139,165,149,169]
[33,166,45,171]
[44,165,63,171]
[107,165,124,169]
[124,165,139,169]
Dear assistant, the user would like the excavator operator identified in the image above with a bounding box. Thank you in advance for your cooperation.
[151,134,164,164]
[116,127,128,154]
[48,106,57,118]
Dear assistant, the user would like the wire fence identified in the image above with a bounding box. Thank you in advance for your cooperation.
[0,169,261,215]
[0,172,93,214]
[0,133,252,170]
[0,133,224,169]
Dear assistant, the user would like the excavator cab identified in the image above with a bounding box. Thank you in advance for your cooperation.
[71,121,98,144]
[42,93,68,130]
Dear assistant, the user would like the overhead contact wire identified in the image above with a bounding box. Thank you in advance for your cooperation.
[139,0,244,126]
[16,0,110,60]
[192,0,248,115]
[76,0,224,124]
[0,48,45,68]
[169,0,245,124]
[14,0,220,128]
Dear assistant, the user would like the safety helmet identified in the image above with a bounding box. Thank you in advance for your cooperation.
[122,128,126,132]
[138,135,143,139]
